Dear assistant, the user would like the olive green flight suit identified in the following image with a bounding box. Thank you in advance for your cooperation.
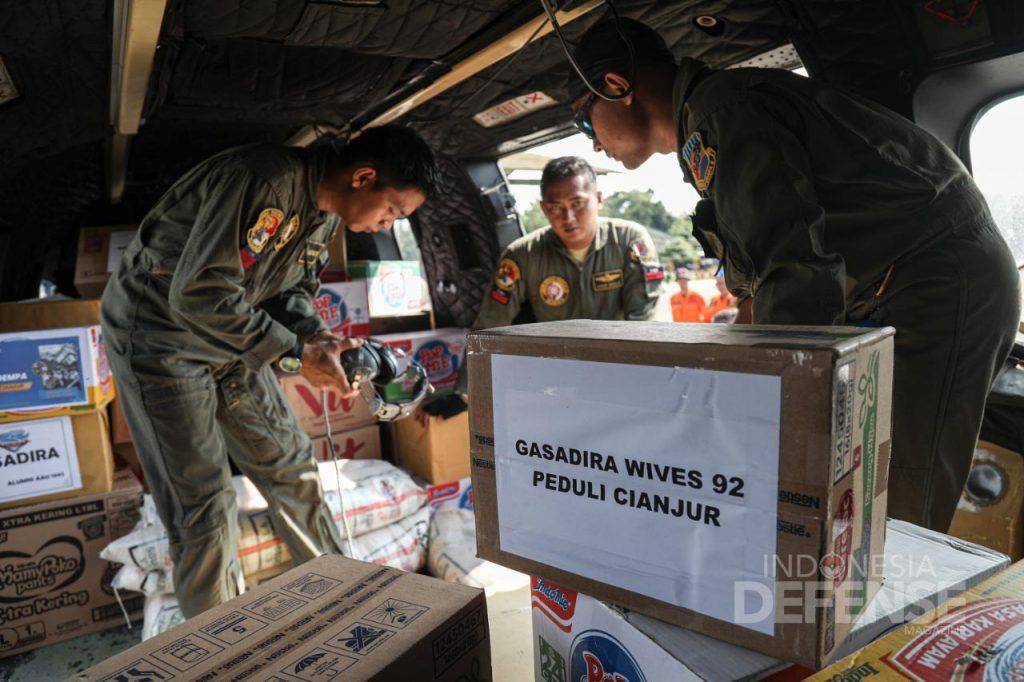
[473,218,663,329]
[673,58,1020,531]
[101,144,346,618]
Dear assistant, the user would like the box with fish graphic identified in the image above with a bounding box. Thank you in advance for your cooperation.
[347,260,432,318]
[0,325,114,422]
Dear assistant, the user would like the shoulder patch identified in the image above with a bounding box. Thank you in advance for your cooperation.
[274,214,300,251]
[490,287,511,305]
[494,258,521,292]
[539,275,570,307]
[247,208,284,254]
[681,131,717,194]
[628,239,655,265]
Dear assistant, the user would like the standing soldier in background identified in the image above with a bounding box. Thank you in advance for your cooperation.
[472,156,663,331]
[101,126,440,618]
[565,17,1019,531]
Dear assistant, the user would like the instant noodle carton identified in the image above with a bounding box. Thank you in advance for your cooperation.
[312,281,370,338]
[810,559,1024,680]
[468,320,894,668]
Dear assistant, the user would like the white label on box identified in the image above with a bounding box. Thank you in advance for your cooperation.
[0,416,82,503]
[493,355,780,634]
[106,231,135,274]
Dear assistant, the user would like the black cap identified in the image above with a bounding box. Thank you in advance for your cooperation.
[566,17,675,103]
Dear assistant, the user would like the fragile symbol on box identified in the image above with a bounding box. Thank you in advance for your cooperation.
[363,598,428,629]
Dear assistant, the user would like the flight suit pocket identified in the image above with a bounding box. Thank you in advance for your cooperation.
[217,366,305,464]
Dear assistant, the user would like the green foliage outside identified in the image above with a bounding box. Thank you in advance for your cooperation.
[518,188,702,274]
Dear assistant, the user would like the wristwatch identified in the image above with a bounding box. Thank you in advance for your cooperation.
[276,339,304,374]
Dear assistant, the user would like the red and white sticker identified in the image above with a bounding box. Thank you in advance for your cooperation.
[473,91,557,128]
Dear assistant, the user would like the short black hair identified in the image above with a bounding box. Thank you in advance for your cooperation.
[333,124,441,198]
[540,156,597,193]
[567,17,675,102]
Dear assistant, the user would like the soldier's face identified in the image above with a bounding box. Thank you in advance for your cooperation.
[327,167,426,233]
[572,74,654,170]
[541,175,602,251]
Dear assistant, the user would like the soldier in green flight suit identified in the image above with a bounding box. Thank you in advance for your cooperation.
[100,125,440,617]
[565,18,1020,532]
[472,155,663,331]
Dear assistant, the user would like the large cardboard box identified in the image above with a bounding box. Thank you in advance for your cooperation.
[810,559,1024,680]
[375,327,468,399]
[0,297,101,332]
[0,470,144,659]
[468,320,894,668]
[0,325,115,422]
[74,225,137,299]
[77,554,490,681]
[348,260,432,318]
[532,520,1009,681]
[949,439,1024,560]
[0,408,116,509]
[395,411,471,484]
[312,281,370,338]
[310,424,381,461]
[277,373,377,437]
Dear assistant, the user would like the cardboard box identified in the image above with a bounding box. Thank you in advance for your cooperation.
[0,469,144,659]
[312,281,370,338]
[375,327,468,399]
[277,373,377,437]
[74,225,137,299]
[395,411,471,484]
[532,519,1010,681]
[77,554,490,681]
[810,559,1024,680]
[310,424,381,461]
[348,260,432,318]
[0,408,116,509]
[468,320,894,668]
[0,325,115,422]
[0,298,101,332]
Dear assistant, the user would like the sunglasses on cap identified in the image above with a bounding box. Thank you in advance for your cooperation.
[573,92,597,141]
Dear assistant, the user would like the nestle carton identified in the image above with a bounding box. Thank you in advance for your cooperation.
[375,328,468,399]
[532,520,1009,681]
[277,373,377,437]
[468,320,894,668]
[0,470,144,659]
[0,408,116,509]
[74,225,137,298]
[810,559,1024,680]
[77,554,490,681]
[347,260,431,318]
[309,424,381,461]
[0,325,114,422]
[312,281,370,338]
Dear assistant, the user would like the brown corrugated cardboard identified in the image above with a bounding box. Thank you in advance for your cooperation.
[0,469,143,659]
[310,424,381,461]
[0,408,116,510]
[0,298,101,332]
[77,554,490,681]
[74,226,137,299]
[277,373,377,437]
[468,320,894,669]
[395,411,471,484]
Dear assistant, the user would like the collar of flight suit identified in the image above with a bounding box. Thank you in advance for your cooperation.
[672,57,712,137]
[543,218,612,263]
[302,146,331,222]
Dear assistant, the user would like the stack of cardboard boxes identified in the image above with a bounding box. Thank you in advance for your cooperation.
[0,297,144,659]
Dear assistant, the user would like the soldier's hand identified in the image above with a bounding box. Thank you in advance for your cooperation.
[300,331,364,399]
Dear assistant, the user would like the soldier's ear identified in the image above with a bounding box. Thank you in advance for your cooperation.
[604,72,634,105]
[594,190,604,208]
[351,166,377,189]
